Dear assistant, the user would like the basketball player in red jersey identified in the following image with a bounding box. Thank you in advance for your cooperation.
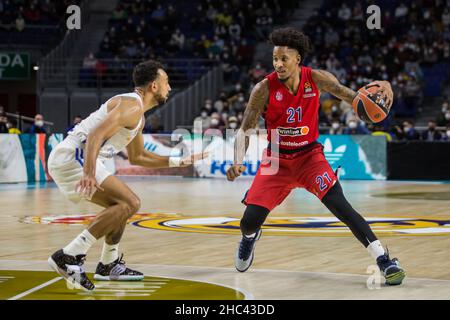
[227,28,405,285]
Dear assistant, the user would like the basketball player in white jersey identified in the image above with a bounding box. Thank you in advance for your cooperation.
[47,60,206,290]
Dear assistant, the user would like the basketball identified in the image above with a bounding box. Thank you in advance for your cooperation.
[352,85,390,124]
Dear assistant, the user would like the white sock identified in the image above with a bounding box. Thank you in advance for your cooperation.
[63,229,97,257]
[366,240,386,260]
[100,242,119,265]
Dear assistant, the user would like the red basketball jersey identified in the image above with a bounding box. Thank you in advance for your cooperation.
[263,66,320,150]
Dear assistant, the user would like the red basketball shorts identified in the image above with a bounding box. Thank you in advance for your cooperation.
[243,144,338,211]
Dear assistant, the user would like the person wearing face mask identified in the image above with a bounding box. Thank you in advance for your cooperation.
[27,114,47,134]
[444,125,450,141]
[402,120,420,140]
[0,112,9,133]
[328,120,343,135]
[437,105,450,127]
[203,99,216,115]
[343,119,369,135]
[209,112,224,130]
[421,120,442,141]
[227,116,238,130]
[193,108,212,134]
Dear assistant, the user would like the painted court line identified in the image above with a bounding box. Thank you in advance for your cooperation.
[7,277,62,300]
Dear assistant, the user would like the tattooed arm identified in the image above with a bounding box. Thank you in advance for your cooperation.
[312,69,394,109]
[226,79,269,181]
[312,69,357,105]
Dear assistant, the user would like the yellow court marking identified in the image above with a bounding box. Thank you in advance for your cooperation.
[0,270,245,300]
[133,215,450,237]
[21,213,450,237]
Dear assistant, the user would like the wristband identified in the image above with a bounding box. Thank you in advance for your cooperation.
[169,157,182,167]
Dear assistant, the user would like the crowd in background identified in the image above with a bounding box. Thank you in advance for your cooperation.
[0,0,80,31]
[187,0,450,141]
[2,0,450,142]
[80,0,297,87]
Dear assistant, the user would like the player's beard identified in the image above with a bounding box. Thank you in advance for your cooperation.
[155,91,168,104]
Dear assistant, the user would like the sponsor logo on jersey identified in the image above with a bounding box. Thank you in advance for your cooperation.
[279,140,309,147]
[277,126,310,136]
[275,91,283,101]
[304,81,313,93]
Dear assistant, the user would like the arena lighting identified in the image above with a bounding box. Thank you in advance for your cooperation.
[33,65,39,71]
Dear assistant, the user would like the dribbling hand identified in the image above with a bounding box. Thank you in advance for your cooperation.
[226,164,246,181]
[75,174,104,199]
[367,80,394,109]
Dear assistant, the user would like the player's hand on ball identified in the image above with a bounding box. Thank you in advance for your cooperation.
[76,174,104,199]
[180,151,209,166]
[226,164,246,181]
[367,80,393,109]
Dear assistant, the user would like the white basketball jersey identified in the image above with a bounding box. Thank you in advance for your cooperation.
[67,92,144,158]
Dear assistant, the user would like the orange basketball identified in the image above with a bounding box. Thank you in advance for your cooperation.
[352,85,389,124]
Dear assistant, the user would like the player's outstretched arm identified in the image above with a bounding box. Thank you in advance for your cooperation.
[127,132,208,168]
[312,69,393,109]
[312,69,358,105]
[227,79,269,181]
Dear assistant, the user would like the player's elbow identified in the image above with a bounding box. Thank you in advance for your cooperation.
[128,154,142,166]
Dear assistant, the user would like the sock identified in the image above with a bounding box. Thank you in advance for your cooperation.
[366,240,386,260]
[244,232,256,239]
[100,242,119,265]
[63,229,97,257]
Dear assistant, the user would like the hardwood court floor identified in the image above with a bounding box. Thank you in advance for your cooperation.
[1,177,450,299]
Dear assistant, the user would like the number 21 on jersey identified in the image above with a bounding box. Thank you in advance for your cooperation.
[286,107,302,123]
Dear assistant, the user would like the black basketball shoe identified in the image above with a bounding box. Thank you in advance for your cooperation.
[48,249,95,291]
[377,252,406,285]
[94,254,144,281]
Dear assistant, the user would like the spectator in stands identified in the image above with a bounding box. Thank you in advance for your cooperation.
[169,28,185,51]
[214,92,228,113]
[371,126,393,142]
[437,109,450,127]
[83,52,97,70]
[443,125,450,141]
[27,114,47,134]
[338,3,352,21]
[421,120,442,141]
[437,100,450,126]
[0,112,8,133]
[248,62,267,83]
[204,99,216,115]
[401,120,421,140]
[16,14,25,31]
[209,112,224,130]
[193,108,211,134]
[66,115,82,133]
[343,119,369,135]
[227,116,238,131]
[8,118,21,134]
[328,119,343,135]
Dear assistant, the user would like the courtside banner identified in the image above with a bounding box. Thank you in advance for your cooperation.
[0,133,386,182]
[0,134,27,183]
[117,134,386,180]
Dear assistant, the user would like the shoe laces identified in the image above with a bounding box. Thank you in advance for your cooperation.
[239,236,255,260]
[110,254,126,276]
